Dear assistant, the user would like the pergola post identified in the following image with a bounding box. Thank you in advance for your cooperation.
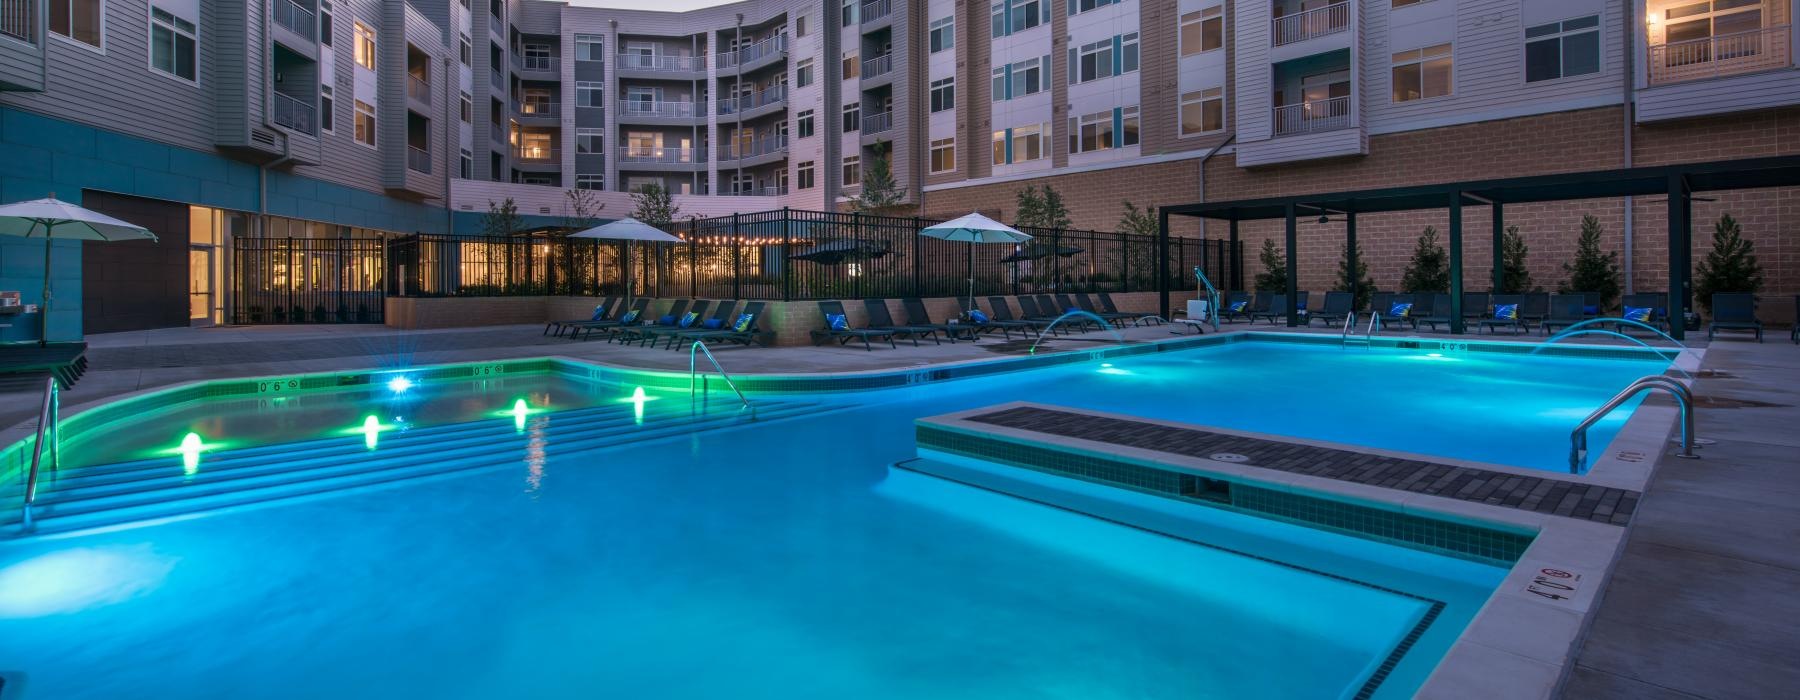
[1228,218,1241,292]
[1283,203,1299,327]
[1157,206,1171,320]
[1492,202,1505,293]
[1345,211,1358,308]
[1448,191,1465,334]
[1668,174,1690,340]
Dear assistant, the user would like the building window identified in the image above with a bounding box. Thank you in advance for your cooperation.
[354,99,376,146]
[320,3,333,46]
[796,58,814,87]
[798,161,816,189]
[576,128,603,154]
[1011,124,1045,162]
[930,76,955,112]
[461,149,474,179]
[1012,0,1045,33]
[1525,15,1600,82]
[1068,107,1138,153]
[576,173,604,190]
[1069,0,1123,15]
[460,35,471,65]
[842,155,861,187]
[1012,57,1046,98]
[149,6,197,82]
[320,85,335,133]
[929,16,954,53]
[575,34,603,62]
[842,50,859,79]
[460,92,472,122]
[1180,7,1223,57]
[843,102,860,131]
[930,137,956,173]
[354,21,376,70]
[576,81,603,107]
[1071,33,1137,84]
[1392,43,1452,102]
[1179,87,1223,136]
[841,0,857,26]
[50,0,103,48]
[797,109,815,138]
[795,15,807,37]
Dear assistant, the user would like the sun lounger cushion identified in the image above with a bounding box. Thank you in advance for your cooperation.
[590,306,607,320]
[678,312,700,328]
[1493,304,1518,320]
[703,318,725,330]
[734,313,755,332]
[1583,304,1599,315]
[1622,306,1652,323]
[657,314,676,325]
[1388,302,1413,317]
[968,309,990,323]
[619,309,641,324]
[1229,300,1248,313]
[826,313,848,330]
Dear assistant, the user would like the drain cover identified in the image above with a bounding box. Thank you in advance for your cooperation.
[1209,452,1250,463]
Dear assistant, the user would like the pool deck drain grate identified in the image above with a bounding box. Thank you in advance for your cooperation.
[965,406,1640,526]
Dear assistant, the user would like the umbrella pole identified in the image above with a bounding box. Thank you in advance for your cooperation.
[40,226,52,348]
[967,240,975,316]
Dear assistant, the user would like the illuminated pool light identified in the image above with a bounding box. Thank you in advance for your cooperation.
[386,375,415,394]
[1096,362,1132,376]
[179,432,205,474]
[0,545,176,618]
[619,386,653,425]
[360,415,383,449]
[511,399,531,431]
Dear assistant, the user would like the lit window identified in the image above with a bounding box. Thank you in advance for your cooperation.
[930,76,955,112]
[1392,43,1453,102]
[150,6,197,82]
[842,50,859,79]
[354,21,376,70]
[50,0,102,48]
[930,137,956,173]
[929,16,954,53]
[1068,107,1138,153]
[1179,88,1224,136]
[1011,124,1045,162]
[1179,7,1223,57]
[354,99,376,146]
[1525,15,1599,83]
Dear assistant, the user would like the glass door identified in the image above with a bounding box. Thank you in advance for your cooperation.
[189,246,216,327]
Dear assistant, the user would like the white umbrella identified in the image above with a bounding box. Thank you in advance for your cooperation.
[920,212,1032,313]
[569,217,682,304]
[0,195,158,346]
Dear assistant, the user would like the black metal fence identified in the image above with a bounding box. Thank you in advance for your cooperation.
[231,237,387,324]
[390,209,1235,302]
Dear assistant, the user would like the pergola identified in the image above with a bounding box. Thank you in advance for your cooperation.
[1155,155,1800,340]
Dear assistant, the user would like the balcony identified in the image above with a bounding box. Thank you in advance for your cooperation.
[618,99,705,120]
[513,145,559,162]
[717,34,787,70]
[408,74,431,104]
[618,146,706,164]
[273,0,315,41]
[490,67,505,90]
[272,91,317,134]
[407,146,431,174]
[718,85,786,117]
[514,100,560,119]
[616,53,704,72]
[719,135,788,161]
[861,110,893,136]
[1648,25,1792,86]
[862,53,893,79]
[514,53,560,74]
[861,0,892,24]
[727,186,787,197]
[1272,95,1350,137]
[490,121,506,143]
[2,0,35,44]
[1272,1,1349,46]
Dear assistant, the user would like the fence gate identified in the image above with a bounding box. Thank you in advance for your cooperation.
[230,237,387,324]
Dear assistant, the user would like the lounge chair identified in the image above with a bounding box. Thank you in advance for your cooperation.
[1413,293,1457,332]
[1309,291,1353,327]
[616,299,699,345]
[904,298,980,342]
[677,301,765,348]
[1518,292,1549,329]
[986,297,1052,337]
[1462,292,1490,321]
[1074,293,1135,327]
[1477,294,1527,334]
[1099,292,1160,326]
[1569,291,1601,318]
[1219,292,1254,323]
[809,300,898,351]
[1618,293,1669,333]
[1015,296,1065,333]
[1039,294,1100,331]
[864,299,943,345]
[1373,293,1417,331]
[545,297,615,336]
[1540,294,1587,335]
[643,300,735,349]
[961,298,1026,339]
[1250,294,1288,324]
[569,298,649,340]
[1708,293,1762,342]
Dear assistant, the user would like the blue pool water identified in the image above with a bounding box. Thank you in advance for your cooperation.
[0,339,1665,699]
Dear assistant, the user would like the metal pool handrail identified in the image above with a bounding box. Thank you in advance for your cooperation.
[1340,311,1358,340]
[688,341,751,411]
[23,374,59,529]
[1570,374,1696,474]
[1192,266,1221,331]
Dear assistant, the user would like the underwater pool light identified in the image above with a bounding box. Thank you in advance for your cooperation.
[179,432,205,474]
[386,375,414,394]
[631,386,648,424]
[0,545,176,618]
[360,415,383,449]
[511,398,530,431]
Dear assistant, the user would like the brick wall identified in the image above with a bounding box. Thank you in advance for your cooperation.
[922,159,1211,237]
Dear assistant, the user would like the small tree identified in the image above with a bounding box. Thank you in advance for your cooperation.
[1014,186,1045,228]
[1334,239,1375,310]
[630,183,680,229]
[1499,224,1535,293]
[1400,226,1450,293]
[851,141,909,215]
[563,187,605,230]
[1694,212,1764,314]
[1558,214,1621,310]
[1254,238,1287,292]
[481,198,521,237]
[1117,200,1157,237]
[1039,185,1072,230]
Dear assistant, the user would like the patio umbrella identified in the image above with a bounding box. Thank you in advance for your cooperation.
[920,213,1032,312]
[569,217,682,305]
[997,242,1083,263]
[0,195,157,346]
[787,238,893,265]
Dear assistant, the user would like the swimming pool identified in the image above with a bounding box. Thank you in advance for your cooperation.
[0,336,1667,699]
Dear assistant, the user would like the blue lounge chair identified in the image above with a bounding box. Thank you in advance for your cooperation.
[1478,294,1527,334]
[1374,293,1416,330]
[675,301,764,348]
[546,297,615,336]
[610,299,691,344]
[569,298,649,340]
[1618,293,1669,334]
[810,300,898,351]
[1708,293,1762,342]
[1220,292,1255,323]
[644,300,734,349]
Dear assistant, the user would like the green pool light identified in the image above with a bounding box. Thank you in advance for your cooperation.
[360,415,383,449]
[511,398,530,431]
[623,386,652,425]
[179,432,205,474]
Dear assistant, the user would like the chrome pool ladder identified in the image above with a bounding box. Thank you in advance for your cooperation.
[688,341,752,413]
[22,374,60,529]
[1569,374,1696,474]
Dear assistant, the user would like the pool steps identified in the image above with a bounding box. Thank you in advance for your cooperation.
[2,399,823,537]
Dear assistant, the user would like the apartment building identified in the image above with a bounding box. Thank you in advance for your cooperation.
[0,0,1795,338]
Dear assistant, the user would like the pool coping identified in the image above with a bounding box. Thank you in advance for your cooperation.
[908,401,1666,700]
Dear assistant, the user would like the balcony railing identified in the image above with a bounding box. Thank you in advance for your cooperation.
[862,110,893,135]
[618,99,705,119]
[514,53,559,72]
[272,91,316,134]
[720,135,788,161]
[1272,1,1350,47]
[618,146,706,164]
[861,0,892,24]
[514,100,560,118]
[1648,25,1792,86]
[1272,95,1351,136]
[727,186,787,197]
[717,33,787,70]
[273,0,315,41]
[718,85,786,116]
[514,145,559,162]
[490,68,505,89]
[407,146,431,174]
[862,53,893,79]
[616,53,704,72]
[490,121,507,143]
[407,74,431,104]
[2,0,36,43]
